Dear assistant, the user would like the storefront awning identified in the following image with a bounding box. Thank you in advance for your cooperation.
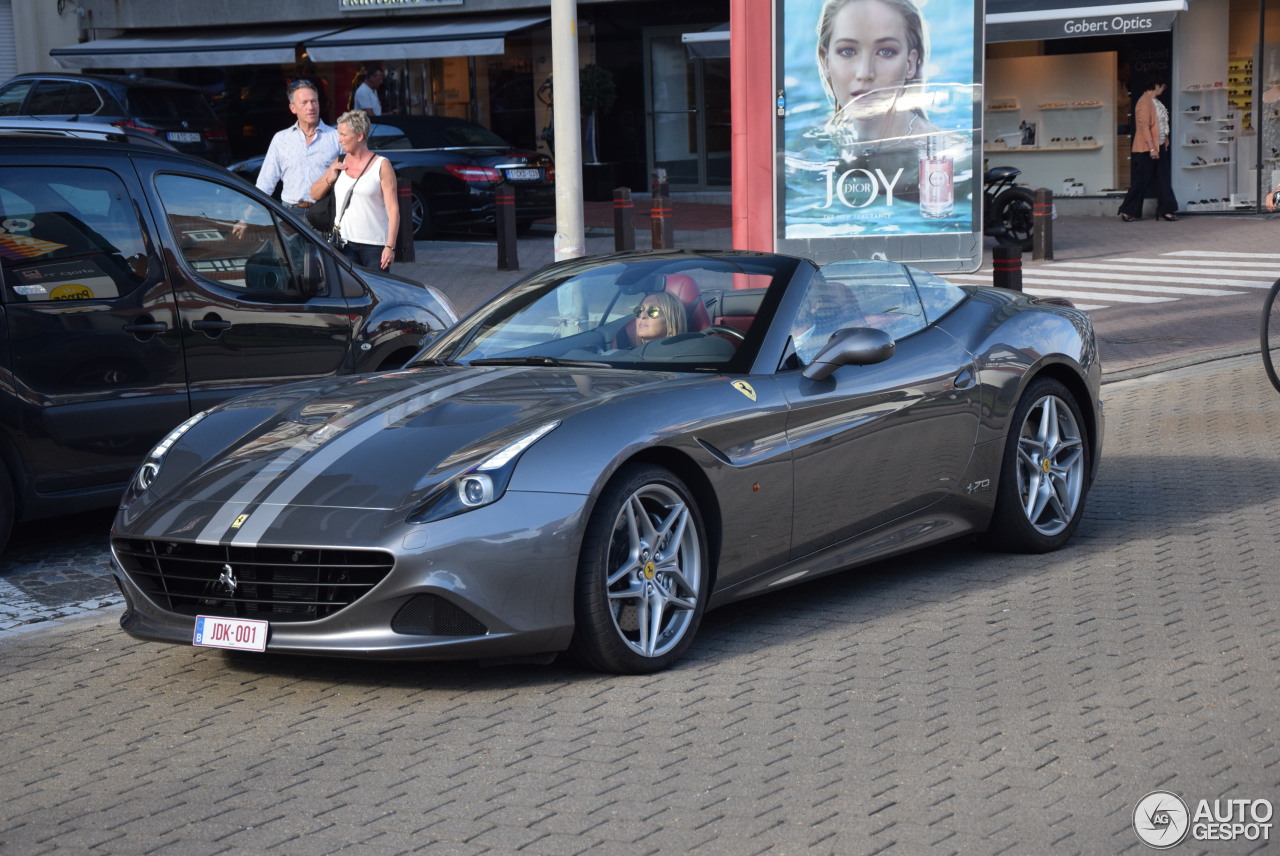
[682,24,729,60]
[50,25,348,69]
[986,1,1188,43]
[303,15,549,62]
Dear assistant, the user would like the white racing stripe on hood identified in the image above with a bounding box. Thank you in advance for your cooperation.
[202,368,523,545]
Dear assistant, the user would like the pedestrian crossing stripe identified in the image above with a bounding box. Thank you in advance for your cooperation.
[959,251,1279,311]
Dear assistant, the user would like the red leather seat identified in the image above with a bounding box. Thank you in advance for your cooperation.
[662,274,712,331]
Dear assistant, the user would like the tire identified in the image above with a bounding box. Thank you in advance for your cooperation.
[983,378,1090,553]
[409,190,436,240]
[569,464,708,674]
[1261,277,1280,394]
[993,187,1035,251]
[0,460,14,555]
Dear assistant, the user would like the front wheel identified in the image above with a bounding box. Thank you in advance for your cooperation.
[993,187,1035,251]
[569,465,708,674]
[983,378,1090,553]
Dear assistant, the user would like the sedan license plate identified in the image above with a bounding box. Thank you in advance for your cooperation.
[193,615,268,652]
[505,168,541,181]
[166,131,202,143]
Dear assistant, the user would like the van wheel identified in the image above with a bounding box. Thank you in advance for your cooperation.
[0,461,14,554]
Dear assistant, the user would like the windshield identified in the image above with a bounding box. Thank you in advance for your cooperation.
[421,254,798,372]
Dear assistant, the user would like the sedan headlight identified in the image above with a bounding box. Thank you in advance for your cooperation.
[408,421,560,524]
[131,411,208,494]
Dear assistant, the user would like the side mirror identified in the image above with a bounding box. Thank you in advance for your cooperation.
[801,327,895,381]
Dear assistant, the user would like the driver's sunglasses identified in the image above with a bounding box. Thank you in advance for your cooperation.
[288,79,315,93]
[633,305,664,319]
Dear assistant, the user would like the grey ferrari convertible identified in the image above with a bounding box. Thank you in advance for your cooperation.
[111,250,1103,673]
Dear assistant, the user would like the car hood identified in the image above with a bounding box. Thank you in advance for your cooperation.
[145,365,696,513]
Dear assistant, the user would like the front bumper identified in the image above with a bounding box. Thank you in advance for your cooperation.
[112,490,589,661]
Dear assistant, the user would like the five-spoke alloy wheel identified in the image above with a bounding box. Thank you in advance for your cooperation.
[570,465,707,673]
[985,377,1090,553]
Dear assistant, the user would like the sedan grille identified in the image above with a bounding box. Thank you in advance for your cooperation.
[112,539,393,622]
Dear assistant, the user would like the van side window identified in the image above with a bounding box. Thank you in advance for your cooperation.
[0,166,149,303]
[155,174,321,300]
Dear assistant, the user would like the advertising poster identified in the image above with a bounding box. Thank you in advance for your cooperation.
[776,0,980,268]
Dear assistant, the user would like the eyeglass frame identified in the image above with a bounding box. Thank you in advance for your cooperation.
[287,79,317,96]
[632,305,665,319]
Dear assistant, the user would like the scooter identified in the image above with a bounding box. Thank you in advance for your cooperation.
[984,166,1036,251]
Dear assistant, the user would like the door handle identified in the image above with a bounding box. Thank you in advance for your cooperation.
[191,318,232,335]
[123,321,167,334]
[953,368,977,390]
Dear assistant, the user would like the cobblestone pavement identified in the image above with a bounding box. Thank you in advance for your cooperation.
[0,510,118,636]
[1,353,1277,855]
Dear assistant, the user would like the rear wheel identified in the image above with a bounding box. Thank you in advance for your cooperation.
[409,190,436,240]
[569,465,708,674]
[984,378,1089,553]
[994,187,1035,251]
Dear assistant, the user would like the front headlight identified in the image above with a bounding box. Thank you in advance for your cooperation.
[131,411,208,494]
[408,421,559,524]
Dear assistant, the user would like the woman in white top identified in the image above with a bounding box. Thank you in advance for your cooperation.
[310,109,400,270]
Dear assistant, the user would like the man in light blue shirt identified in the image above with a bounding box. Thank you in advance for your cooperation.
[256,80,342,216]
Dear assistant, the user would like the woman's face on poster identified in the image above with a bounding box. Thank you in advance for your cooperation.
[822,0,918,113]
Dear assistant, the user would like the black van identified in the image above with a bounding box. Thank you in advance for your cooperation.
[0,131,457,549]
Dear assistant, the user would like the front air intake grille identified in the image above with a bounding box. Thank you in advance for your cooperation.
[392,594,487,636]
[112,539,393,622]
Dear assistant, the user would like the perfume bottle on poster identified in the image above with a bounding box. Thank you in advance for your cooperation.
[919,136,954,219]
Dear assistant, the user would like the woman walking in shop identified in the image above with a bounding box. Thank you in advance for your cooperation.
[311,109,399,271]
[1118,77,1179,222]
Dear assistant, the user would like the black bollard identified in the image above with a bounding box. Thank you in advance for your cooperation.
[495,182,518,271]
[613,187,636,252]
[992,247,1022,292]
[396,177,415,262]
[650,168,672,250]
[1032,188,1054,261]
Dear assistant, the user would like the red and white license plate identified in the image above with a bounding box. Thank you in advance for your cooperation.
[193,615,268,652]
[505,168,541,181]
